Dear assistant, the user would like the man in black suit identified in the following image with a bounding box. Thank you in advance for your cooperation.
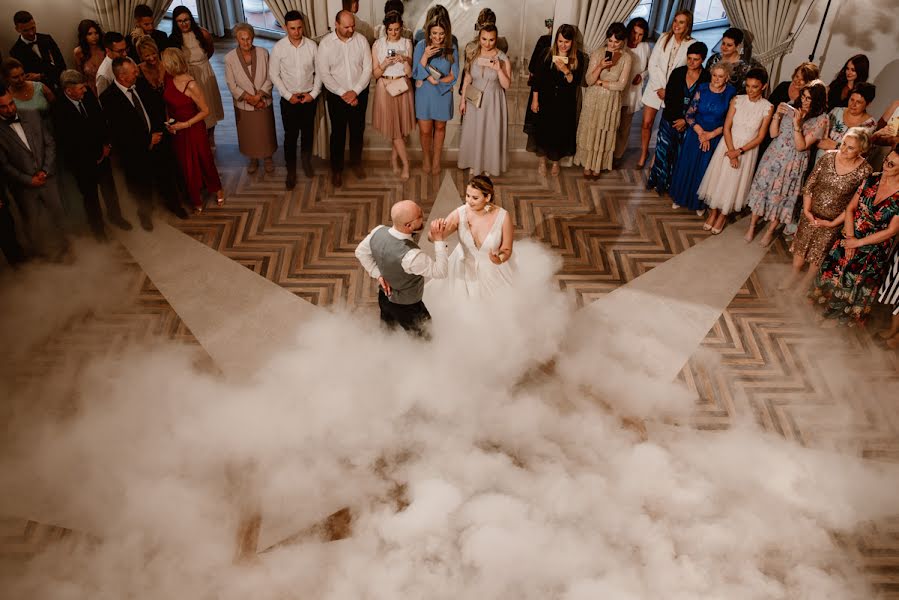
[9,11,65,93]
[100,57,188,231]
[0,182,27,267]
[126,4,170,62]
[54,70,132,241]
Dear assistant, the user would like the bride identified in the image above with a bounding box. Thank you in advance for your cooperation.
[428,175,515,299]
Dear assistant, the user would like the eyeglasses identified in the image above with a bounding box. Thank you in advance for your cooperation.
[176,18,192,24]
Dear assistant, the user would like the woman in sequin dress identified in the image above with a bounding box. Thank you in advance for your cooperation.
[745,80,828,245]
[809,148,899,326]
[780,129,872,291]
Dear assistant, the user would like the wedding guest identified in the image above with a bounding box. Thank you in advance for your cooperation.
[317,10,373,188]
[781,128,872,291]
[9,11,65,93]
[169,6,224,146]
[669,61,736,213]
[877,246,899,348]
[413,5,458,47]
[53,69,131,240]
[810,147,899,326]
[637,9,693,169]
[745,80,828,245]
[225,23,276,176]
[646,41,709,195]
[462,9,509,70]
[698,67,773,234]
[575,22,631,179]
[0,58,55,121]
[412,15,458,177]
[762,61,819,158]
[872,99,899,149]
[706,27,760,94]
[371,10,414,181]
[614,17,650,163]
[136,36,165,92]
[0,84,67,255]
[270,10,320,188]
[342,0,375,45]
[815,82,876,162]
[127,4,169,62]
[826,54,868,110]
[458,23,510,177]
[101,57,188,230]
[530,24,585,177]
[523,21,552,153]
[73,19,105,96]
[161,48,224,213]
[95,31,128,96]
[374,0,413,40]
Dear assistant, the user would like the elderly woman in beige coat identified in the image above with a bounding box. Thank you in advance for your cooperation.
[224,23,278,173]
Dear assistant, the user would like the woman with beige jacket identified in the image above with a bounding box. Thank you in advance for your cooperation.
[224,23,278,173]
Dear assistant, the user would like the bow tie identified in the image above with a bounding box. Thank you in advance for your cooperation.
[24,40,36,46]
[4,116,21,124]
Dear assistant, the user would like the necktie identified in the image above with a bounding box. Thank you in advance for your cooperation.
[128,87,150,131]
[77,101,87,119]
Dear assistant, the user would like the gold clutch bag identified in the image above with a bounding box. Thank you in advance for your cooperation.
[464,85,483,108]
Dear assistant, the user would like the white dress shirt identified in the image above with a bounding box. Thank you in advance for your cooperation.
[2,116,31,151]
[269,36,322,100]
[96,56,114,95]
[316,31,373,97]
[20,35,41,58]
[114,79,152,131]
[355,225,449,281]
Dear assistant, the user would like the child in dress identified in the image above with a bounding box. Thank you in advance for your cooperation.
[697,67,773,234]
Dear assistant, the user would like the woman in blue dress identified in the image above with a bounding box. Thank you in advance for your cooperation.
[670,62,736,213]
[413,16,459,176]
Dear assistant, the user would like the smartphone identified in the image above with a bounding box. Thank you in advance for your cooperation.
[476,56,495,67]
[387,48,396,57]
[604,50,613,61]
[553,55,569,64]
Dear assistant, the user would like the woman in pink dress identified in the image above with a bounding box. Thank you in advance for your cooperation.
[161,48,224,213]
[73,19,105,97]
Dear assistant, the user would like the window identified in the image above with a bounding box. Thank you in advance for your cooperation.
[243,0,282,33]
[628,0,653,21]
[693,0,728,29]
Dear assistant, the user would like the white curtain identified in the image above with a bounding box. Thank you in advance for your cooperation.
[92,0,173,34]
[197,0,246,37]
[263,0,328,38]
[648,0,695,39]
[577,0,641,54]
[721,0,803,78]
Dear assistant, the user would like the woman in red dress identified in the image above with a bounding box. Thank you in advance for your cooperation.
[160,47,224,213]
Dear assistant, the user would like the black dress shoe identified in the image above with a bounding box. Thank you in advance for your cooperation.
[139,213,154,231]
[171,206,189,220]
[286,171,296,190]
[110,217,133,231]
[332,171,343,188]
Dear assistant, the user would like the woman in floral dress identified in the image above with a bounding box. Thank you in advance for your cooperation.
[745,80,828,245]
[809,147,899,326]
[815,82,877,163]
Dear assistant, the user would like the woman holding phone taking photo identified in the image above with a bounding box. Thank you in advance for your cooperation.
[372,10,415,180]
[458,23,511,177]
[413,16,459,176]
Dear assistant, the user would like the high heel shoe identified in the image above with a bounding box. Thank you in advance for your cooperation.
[702,223,713,231]
[216,193,225,207]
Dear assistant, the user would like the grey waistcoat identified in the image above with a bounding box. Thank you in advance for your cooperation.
[370,227,424,305]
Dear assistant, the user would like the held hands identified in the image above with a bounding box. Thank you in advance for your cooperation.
[29,171,47,188]
[341,90,359,106]
[728,156,740,169]
[725,148,741,160]
[429,218,447,241]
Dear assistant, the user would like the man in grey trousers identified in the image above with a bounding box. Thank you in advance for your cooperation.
[355,200,448,335]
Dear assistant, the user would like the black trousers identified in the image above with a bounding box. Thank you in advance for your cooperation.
[74,158,123,237]
[123,143,182,216]
[280,96,318,168]
[0,194,26,266]
[326,89,369,172]
[378,290,431,337]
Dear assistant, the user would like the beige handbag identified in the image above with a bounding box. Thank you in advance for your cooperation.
[385,77,409,97]
[464,85,483,108]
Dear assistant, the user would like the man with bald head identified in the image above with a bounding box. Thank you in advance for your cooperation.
[316,9,372,187]
[356,200,448,334]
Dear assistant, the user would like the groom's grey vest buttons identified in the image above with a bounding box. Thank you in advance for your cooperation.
[370,227,425,305]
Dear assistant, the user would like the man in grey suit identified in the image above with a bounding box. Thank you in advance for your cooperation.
[0,84,66,255]
[355,200,448,335]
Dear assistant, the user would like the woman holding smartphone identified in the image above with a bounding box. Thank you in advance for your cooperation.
[413,16,459,176]
[458,24,511,176]
[575,22,632,179]
[372,10,415,181]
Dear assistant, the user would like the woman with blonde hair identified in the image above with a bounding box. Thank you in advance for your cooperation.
[135,36,165,92]
[161,47,224,213]
[372,10,415,180]
[637,9,693,169]
[224,23,277,175]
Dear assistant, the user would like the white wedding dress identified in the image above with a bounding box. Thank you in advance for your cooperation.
[427,205,515,300]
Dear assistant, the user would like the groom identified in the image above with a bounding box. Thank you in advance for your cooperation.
[355,200,448,335]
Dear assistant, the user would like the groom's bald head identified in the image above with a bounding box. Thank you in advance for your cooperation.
[391,200,424,234]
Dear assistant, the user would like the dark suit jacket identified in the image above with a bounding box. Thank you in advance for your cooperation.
[9,33,66,88]
[52,89,108,173]
[100,78,167,173]
[127,29,170,62]
[0,110,56,192]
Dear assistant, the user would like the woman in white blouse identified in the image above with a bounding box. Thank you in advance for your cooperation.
[637,10,693,168]
[614,17,651,163]
[224,23,277,174]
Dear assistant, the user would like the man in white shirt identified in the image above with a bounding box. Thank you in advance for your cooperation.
[96,31,128,96]
[269,10,321,190]
[356,200,448,336]
[343,0,375,45]
[316,10,373,188]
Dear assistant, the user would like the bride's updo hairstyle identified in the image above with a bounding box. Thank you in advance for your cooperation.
[466,174,495,206]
